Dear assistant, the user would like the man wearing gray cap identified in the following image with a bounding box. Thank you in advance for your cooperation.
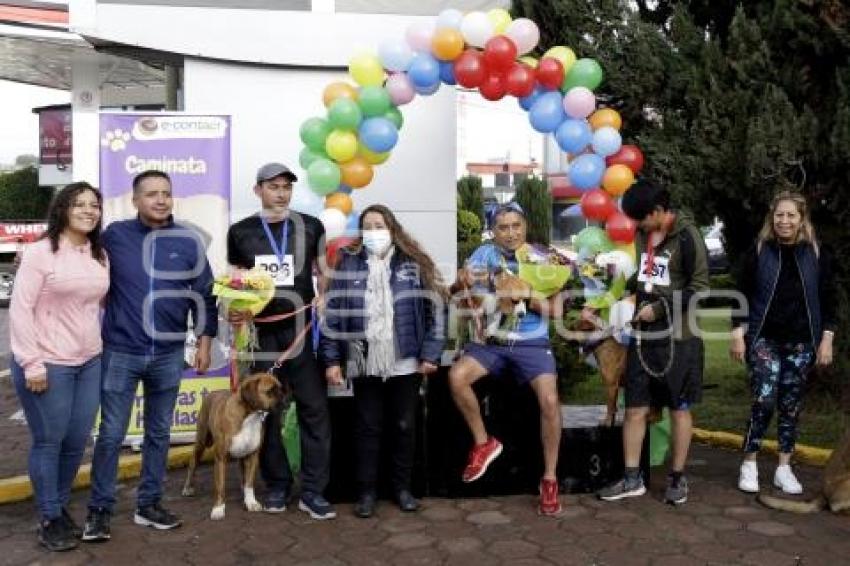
[226,163,335,519]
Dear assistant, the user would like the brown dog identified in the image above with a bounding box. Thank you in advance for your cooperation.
[181,373,284,520]
[454,268,533,344]
[758,430,850,514]
[567,317,627,427]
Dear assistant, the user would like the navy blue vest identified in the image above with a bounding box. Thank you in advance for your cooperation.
[746,241,821,348]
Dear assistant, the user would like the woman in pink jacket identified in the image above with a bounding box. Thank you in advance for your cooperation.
[10,182,109,552]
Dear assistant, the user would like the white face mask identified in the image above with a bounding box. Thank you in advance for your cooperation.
[362,229,392,255]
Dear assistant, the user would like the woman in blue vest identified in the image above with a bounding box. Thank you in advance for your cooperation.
[321,204,446,517]
[730,190,835,494]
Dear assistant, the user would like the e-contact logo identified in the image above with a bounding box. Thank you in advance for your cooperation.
[132,116,228,141]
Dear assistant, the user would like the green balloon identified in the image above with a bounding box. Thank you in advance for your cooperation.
[383,106,404,130]
[357,86,392,118]
[307,158,341,196]
[299,117,331,151]
[561,58,604,92]
[327,98,363,131]
[299,146,328,170]
[574,226,614,255]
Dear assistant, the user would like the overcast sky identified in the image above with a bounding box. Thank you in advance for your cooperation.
[0,80,70,165]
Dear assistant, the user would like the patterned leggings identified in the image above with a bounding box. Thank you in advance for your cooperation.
[742,338,814,454]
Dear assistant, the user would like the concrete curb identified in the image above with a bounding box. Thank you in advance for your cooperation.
[0,445,211,505]
[0,429,831,505]
[693,427,831,466]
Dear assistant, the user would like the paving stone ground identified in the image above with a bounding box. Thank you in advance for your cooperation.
[1,442,847,566]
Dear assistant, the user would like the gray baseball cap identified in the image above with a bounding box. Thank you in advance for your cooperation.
[256,162,298,184]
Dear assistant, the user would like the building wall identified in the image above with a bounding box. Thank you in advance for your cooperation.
[183,58,458,276]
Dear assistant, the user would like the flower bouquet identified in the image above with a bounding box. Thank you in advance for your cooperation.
[213,268,276,350]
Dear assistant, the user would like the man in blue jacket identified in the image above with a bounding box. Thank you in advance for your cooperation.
[82,170,217,542]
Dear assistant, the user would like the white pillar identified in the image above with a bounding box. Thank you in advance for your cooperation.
[71,54,101,184]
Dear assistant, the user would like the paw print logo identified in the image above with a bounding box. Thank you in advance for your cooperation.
[100,129,131,152]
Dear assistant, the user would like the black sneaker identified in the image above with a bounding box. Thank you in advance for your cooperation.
[298,492,337,520]
[38,517,78,552]
[597,475,647,501]
[263,489,289,513]
[81,508,111,542]
[134,503,182,530]
[60,507,82,539]
[353,492,376,518]
[664,474,689,505]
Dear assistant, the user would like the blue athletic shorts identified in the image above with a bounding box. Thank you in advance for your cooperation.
[463,341,556,385]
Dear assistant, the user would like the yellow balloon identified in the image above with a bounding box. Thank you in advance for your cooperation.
[358,145,390,165]
[325,192,354,216]
[602,164,635,197]
[589,108,623,131]
[518,56,538,69]
[543,46,577,74]
[325,130,359,163]
[323,81,359,107]
[349,52,385,87]
[487,8,512,34]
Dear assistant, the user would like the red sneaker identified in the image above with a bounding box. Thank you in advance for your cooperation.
[538,478,563,516]
[461,437,503,483]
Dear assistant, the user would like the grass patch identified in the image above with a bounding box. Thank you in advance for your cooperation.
[564,308,844,449]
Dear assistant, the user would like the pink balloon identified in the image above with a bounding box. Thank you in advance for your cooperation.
[385,73,415,106]
[406,21,436,52]
[505,18,540,55]
[563,86,596,119]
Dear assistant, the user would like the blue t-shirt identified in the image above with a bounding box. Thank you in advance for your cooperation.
[466,243,549,344]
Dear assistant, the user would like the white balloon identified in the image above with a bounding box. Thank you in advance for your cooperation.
[319,208,348,240]
[289,187,324,217]
[405,20,436,52]
[595,250,636,279]
[378,38,414,73]
[460,11,494,48]
[505,18,540,55]
[436,8,464,30]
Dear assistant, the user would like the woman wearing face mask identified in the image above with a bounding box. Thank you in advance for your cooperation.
[730,190,835,495]
[10,182,109,551]
[321,204,447,517]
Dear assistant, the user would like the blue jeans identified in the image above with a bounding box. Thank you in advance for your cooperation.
[88,348,184,511]
[11,355,102,521]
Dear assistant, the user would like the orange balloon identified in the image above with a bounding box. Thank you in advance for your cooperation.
[339,157,374,188]
[325,192,354,215]
[602,164,635,197]
[589,108,622,131]
[322,81,359,107]
[431,28,465,61]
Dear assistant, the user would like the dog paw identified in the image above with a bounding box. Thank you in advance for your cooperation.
[181,486,195,497]
[210,504,225,520]
[244,499,263,512]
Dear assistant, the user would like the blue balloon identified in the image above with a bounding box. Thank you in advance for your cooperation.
[555,119,593,154]
[591,126,623,157]
[568,153,606,190]
[378,39,414,73]
[345,210,360,235]
[439,61,456,85]
[407,53,440,88]
[528,91,567,133]
[414,80,441,96]
[518,86,543,111]
[337,184,353,195]
[561,203,583,217]
[359,117,399,153]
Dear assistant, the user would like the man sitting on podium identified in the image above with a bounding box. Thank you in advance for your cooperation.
[448,202,566,517]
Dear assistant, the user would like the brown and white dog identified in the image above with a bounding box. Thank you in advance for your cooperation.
[181,373,284,520]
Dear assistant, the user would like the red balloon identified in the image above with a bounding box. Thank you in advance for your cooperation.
[606,144,645,174]
[505,63,536,98]
[580,189,615,222]
[479,72,507,101]
[483,35,518,72]
[326,236,357,266]
[536,57,565,91]
[606,211,637,243]
[453,49,487,88]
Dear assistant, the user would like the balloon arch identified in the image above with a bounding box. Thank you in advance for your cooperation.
[297,8,645,255]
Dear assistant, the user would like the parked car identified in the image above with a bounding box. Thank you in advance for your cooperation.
[0,272,12,307]
[702,221,729,274]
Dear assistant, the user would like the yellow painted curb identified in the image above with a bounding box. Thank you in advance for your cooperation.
[0,445,212,505]
[693,427,831,466]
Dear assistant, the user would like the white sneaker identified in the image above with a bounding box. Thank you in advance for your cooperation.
[773,465,803,494]
[738,460,759,493]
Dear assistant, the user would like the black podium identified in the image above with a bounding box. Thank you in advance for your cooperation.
[327,365,649,500]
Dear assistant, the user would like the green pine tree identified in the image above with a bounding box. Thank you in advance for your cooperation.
[514,176,552,246]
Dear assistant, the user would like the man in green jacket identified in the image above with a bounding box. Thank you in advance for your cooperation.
[598,179,710,506]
